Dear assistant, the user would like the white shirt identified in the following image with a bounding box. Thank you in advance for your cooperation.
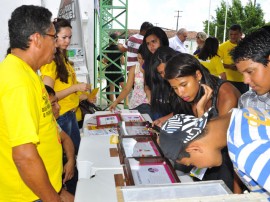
[169,36,188,53]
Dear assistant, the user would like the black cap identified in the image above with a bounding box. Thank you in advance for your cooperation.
[159,108,213,161]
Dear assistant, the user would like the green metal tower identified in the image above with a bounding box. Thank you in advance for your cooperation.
[94,0,128,110]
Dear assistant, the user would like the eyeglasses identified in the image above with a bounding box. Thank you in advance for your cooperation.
[44,33,58,41]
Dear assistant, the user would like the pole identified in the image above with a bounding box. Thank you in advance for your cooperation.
[207,0,211,35]
[175,10,183,31]
[214,25,217,37]
[223,0,228,43]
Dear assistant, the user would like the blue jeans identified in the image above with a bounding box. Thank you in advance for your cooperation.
[57,111,80,154]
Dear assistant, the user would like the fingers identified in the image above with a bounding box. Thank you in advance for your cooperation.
[63,171,74,184]
[153,119,163,127]
[63,164,74,183]
[78,83,91,91]
[201,84,213,100]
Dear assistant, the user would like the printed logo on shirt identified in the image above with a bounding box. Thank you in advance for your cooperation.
[243,108,270,127]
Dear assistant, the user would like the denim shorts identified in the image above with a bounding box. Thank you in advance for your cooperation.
[57,110,81,154]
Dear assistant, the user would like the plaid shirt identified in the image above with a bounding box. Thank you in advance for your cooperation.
[238,90,270,109]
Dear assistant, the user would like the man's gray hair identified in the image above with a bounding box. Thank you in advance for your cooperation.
[177,28,187,35]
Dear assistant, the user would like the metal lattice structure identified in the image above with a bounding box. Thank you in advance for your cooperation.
[94,0,128,110]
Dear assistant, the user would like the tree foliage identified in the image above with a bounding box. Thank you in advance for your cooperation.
[203,0,266,42]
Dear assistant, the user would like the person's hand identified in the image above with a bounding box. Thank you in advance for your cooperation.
[74,83,91,92]
[59,189,74,202]
[196,84,213,117]
[109,102,117,112]
[63,160,75,184]
[153,117,167,127]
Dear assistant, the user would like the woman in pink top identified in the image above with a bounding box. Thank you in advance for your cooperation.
[109,46,152,117]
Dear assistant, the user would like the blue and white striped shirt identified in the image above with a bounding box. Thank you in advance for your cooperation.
[227,108,270,199]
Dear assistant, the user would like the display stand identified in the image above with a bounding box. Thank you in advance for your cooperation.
[117,136,163,164]
[118,121,156,136]
[123,157,180,186]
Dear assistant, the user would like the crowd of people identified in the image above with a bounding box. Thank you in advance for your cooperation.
[0,4,270,202]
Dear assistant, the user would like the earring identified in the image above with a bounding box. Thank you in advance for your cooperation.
[198,80,201,85]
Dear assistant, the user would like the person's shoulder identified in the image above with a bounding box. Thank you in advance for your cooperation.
[218,81,241,98]
[129,33,143,40]
[211,55,222,62]
[169,36,176,42]
[40,60,56,73]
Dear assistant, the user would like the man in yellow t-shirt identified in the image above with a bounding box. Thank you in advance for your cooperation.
[0,5,70,202]
[218,24,249,94]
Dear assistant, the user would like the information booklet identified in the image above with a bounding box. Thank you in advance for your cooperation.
[88,87,99,99]
[123,157,180,186]
[117,136,163,164]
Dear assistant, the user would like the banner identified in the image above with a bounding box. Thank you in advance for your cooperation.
[58,0,89,82]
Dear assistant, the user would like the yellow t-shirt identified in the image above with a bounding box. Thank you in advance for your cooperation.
[218,40,243,82]
[40,60,79,115]
[0,54,62,202]
[196,55,225,77]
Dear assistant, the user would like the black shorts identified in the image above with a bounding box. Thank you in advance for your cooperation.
[105,73,124,83]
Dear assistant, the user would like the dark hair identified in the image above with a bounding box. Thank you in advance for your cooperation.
[109,32,119,44]
[143,27,169,48]
[231,28,270,66]
[8,5,52,50]
[143,27,169,90]
[165,53,219,115]
[150,47,177,114]
[140,22,154,32]
[45,85,56,96]
[6,47,11,56]
[229,24,242,32]
[137,45,146,59]
[53,18,72,83]
[198,37,219,61]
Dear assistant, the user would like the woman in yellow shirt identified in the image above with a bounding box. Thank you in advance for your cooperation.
[196,37,226,80]
[41,18,91,154]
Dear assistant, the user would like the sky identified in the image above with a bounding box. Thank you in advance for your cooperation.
[127,0,270,31]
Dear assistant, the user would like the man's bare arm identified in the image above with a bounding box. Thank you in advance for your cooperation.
[223,63,237,71]
[12,143,61,202]
[118,43,127,52]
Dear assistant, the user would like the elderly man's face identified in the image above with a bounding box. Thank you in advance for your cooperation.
[178,32,188,43]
